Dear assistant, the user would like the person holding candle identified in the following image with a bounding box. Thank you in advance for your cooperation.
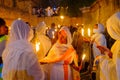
[91,23,107,59]
[2,20,44,80]
[40,26,81,80]
[83,23,107,80]
[35,21,52,80]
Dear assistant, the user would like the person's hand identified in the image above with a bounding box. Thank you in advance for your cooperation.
[97,45,112,58]
[83,37,90,43]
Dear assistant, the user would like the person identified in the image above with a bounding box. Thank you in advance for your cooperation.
[96,12,120,80]
[2,19,44,80]
[40,26,81,80]
[35,21,52,80]
[0,18,8,64]
[35,21,51,59]
[91,23,107,59]
[83,23,107,80]
[47,23,57,44]
[0,18,8,79]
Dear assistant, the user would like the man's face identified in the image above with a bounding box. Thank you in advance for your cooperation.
[0,26,8,35]
[94,25,98,29]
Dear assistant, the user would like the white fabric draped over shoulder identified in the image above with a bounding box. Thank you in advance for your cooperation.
[35,21,52,60]
[91,23,107,58]
[98,12,120,80]
[106,12,120,80]
[2,20,44,80]
[40,26,77,66]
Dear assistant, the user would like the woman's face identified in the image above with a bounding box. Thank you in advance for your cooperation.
[58,30,67,44]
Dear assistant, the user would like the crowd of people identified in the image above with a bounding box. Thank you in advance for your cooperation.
[32,6,60,17]
[0,11,120,80]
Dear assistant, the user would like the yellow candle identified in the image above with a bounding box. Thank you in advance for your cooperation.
[36,42,40,52]
[88,28,91,37]
[81,28,84,36]
[52,31,55,39]
[82,54,86,61]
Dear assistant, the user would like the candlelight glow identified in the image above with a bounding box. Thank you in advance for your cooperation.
[81,28,84,36]
[88,28,91,37]
[52,31,55,39]
[58,24,61,28]
[36,42,40,52]
[55,29,57,32]
[60,16,64,19]
[82,54,86,60]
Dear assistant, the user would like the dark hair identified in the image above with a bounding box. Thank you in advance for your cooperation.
[0,18,6,27]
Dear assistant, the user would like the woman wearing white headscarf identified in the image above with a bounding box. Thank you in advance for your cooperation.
[91,23,107,59]
[35,21,52,80]
[40,26,79,80]
[96,12,120,80]
[35,21,52,60]
[2,20,44,80]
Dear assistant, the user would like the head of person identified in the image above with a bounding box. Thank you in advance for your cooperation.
[58,26,72,45]
[36,21,46,35]
[10,19,33,42]
[106,12,120,40]
[51,23,55,28]
[93,23,105,33]
[0,18,7,36]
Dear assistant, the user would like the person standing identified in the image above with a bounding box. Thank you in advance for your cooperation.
[2,19,44,80]
[91,23,107,59]
[35,21,52,80]
[0,18,8,64]
[40,26,80,80]
[96,12,120,80]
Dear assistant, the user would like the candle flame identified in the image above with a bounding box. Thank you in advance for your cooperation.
[82,54,86,60]
[88,28,91,37]
[52,31,55,39]
[81,28,84,36]
[36,42,40,52]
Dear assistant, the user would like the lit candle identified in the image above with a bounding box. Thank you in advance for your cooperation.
[52,31,55,39]
[88,28,91,37]
[58,24,61,28]
[36,42,40,52]
[81,28,84,36]
[82,54,86,61]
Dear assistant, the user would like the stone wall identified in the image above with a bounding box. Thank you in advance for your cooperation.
[81,0,120,29]
[0,0,120,28]
[0,6,82,27]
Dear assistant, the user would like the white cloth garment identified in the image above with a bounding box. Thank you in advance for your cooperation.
[2,20,44,80]
[91,23,107,58]
[36,21,52,60]
[40,26,78,80]
[36,21,52,80]
[98,12,120,80]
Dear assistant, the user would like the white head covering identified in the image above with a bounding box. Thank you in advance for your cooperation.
[2,20,44,80]
[106,12,120,40]
[9,20,32,41]
[93,23,105,33]
[36,21,46,35]
[59,26,72,45]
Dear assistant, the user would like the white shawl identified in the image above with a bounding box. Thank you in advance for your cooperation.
[2,20,44,80]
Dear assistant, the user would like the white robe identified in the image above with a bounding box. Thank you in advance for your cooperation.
[91,33,107,58]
